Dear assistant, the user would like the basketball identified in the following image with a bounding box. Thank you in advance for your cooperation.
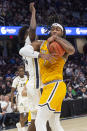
[48,41,65,57]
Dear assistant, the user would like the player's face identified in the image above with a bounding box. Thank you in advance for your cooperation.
[18,68,25,77]
[50,26,63,37]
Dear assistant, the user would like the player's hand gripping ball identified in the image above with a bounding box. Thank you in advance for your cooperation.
[48,41,65,57]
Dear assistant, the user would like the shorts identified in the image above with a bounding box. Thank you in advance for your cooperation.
[39,80,66,112]
[26,81,40,113]
[17,96,30,113]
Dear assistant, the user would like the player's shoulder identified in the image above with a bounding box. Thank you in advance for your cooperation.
[33,40,44,45]
[36,40,46,48]
[37,40,45,44]
[13,76,19,81]
[37,40,43,42]
[24,75,27,79]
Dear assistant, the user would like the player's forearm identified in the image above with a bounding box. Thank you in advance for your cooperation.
[29,3,36,41]
[55,37,75,55]
[30,10,36,30]
[11,94,14,104]
[19,45,39,58]
[11,88,15,104]
[19,45,53,61]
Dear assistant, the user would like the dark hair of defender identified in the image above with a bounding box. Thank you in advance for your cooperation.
[18,26,29,44]
[18,65,25,71]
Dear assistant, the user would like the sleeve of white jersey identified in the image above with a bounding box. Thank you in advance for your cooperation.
[12,78,18,88]
[19,45,39,58]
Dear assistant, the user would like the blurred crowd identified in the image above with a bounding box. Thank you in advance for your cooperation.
[0,55,21,129]
[0,0,87,26]
[0,55,22,95]
[64,53,87,99]
[0,95,19,129]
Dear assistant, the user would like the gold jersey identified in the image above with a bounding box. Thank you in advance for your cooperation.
[39,40,65,84]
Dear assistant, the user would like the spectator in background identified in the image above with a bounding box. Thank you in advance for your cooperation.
[0,103,5,130]
[0,57,6,66]
[5,70,14,78]
[6,81,12,94]
[1,83,8,95]
[3,95,13,113]
[9,56,16,64]
[0,95,1,103]
[6,77,12,83]
[65,64,74,77]
[74,65,80,76]
[0,0,87,26]
[0,77,3,95]
[1,95,13,129]
[80,87,87,98]
[0,95,7,111]
[79,71,86,82]
[65,86,77,99]
[0,76,3,81]
[76,82,84,97]
[0,95,7,128]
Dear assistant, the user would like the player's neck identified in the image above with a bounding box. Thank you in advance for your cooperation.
[19,75,24,78]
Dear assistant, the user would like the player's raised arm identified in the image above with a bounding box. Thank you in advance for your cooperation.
[29,2,36,41]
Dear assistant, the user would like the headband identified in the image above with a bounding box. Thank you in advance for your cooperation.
[51,23,63,31]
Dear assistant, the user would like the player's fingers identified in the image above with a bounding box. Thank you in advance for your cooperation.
[30,2,34,7]
[47,55,56,63]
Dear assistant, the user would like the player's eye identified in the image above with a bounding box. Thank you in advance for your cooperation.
[56,28,61,31]
[51,28,55,31]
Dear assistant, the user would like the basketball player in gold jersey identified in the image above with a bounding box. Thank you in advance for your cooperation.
[36,23,75,131]
[35,23,75,131]
[20,23,75,131]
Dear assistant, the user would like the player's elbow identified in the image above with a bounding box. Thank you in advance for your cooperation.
[19,46,27,56]
[68,47,75,55]
[19,48,24,56]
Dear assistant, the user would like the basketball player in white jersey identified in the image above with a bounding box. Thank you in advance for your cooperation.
[19,4,51,131]
[11,65,29,131]
[18,2,41,131]
[12,2,38,131]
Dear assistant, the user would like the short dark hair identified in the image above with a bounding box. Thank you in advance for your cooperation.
[18,26,29,43]
[18,65,25,71]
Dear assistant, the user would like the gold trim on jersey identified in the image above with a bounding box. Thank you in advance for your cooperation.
[25,79,28,86]
[47,81,59,103]
[40,40,46,49]
[39,81,59,111]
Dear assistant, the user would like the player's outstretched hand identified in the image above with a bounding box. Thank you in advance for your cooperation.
[29,2,35,13]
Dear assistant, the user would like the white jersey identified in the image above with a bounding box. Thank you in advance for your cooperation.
[24,57,41,116]
[19,38,41,116]
[12,75,28,96]
[23,56,40,90]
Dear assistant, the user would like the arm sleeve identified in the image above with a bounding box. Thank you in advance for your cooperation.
[19,45,39,58]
